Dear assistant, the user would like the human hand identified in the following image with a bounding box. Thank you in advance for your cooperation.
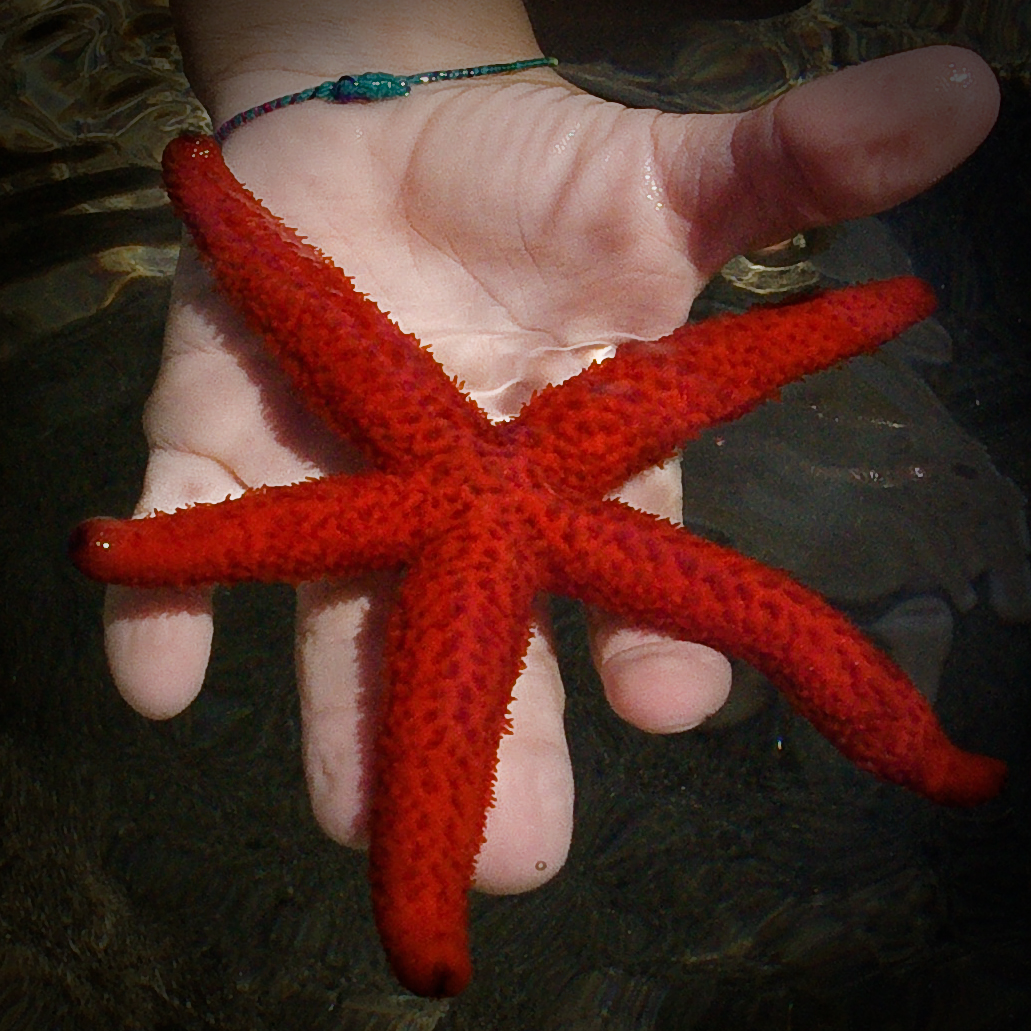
[105,0,999,895]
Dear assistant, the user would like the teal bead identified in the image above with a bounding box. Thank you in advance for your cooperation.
[330,72,412,102]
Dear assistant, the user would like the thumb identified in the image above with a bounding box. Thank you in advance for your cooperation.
[663,45,999,269]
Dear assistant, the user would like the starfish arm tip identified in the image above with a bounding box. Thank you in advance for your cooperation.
[924,746,1007,807]
[69,517,127,582]
[387,944,472,998]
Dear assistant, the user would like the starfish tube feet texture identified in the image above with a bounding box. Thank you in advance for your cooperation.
[70,134,1006,996]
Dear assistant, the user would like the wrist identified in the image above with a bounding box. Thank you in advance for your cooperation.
[170,0,544,128]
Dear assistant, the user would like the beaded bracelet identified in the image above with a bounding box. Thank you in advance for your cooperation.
[214,56,559,143]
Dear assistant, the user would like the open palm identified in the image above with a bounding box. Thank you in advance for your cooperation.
[103,48,998,893]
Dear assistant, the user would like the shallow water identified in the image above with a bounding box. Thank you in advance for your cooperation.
[1,2,1028,1029]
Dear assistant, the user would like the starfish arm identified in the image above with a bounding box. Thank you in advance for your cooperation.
[369,515,540,997]
[70,473,423,588]
[162,135,493,467]
[545,500,1006,807]
[511,277,937,497]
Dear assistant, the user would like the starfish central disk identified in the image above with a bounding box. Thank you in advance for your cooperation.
[70,134,1006,997]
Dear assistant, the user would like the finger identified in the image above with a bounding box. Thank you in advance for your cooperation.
[102,244,347,721]
[473,608,574,894]
[659,45,1000,264]
[300,584,574,892]
[101,433,250,719]
[104,584,213,718]
[295,574,394,846]
[589,458,733,732]
[591,619,732,732]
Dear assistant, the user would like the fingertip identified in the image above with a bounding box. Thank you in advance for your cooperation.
[296,576,393,848]
[597,630,732,733]
[766,44,1000,227]
[922,44,1000,140]
[474,734,574,894]
[887,45,1000,178]
[302,714,370,847]
[472,622,574,894]
[103,585,213,719]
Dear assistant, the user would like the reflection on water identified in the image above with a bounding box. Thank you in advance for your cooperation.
[532,0,1031,112]
[0,0,203,363]
[1,1,1028,1028]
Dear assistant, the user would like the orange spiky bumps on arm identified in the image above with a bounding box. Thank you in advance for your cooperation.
[161,135,492,467]
[515,276,937,497]
[541,502,1005,807]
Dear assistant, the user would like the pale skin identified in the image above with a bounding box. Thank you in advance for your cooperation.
[105,0,1000,893]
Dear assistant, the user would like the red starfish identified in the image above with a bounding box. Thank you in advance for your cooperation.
[71,135,1006,998]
